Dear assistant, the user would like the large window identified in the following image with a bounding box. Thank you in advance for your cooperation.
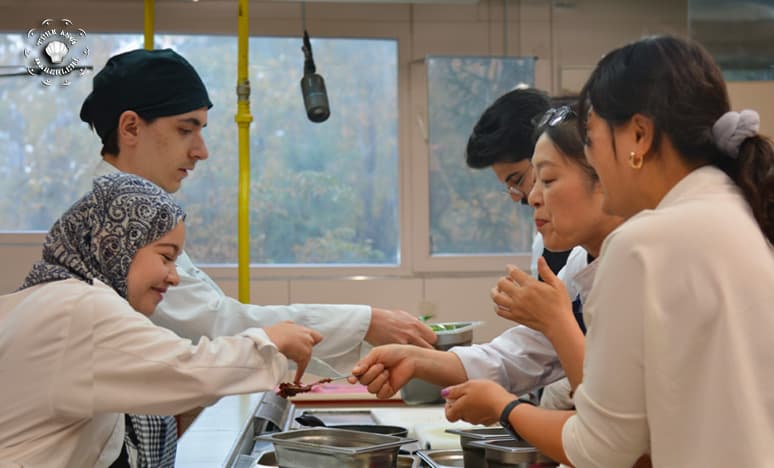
[426,56,536,257]
[0,33,399,266]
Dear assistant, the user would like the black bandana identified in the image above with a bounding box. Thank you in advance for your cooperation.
[19,173,185,297]
[80,48,213,143]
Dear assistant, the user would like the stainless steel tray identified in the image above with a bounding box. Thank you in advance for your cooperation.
[445,426,511,441]
[445,427,514,468]
[398,454,419,468]
[469,438,554,465]
[416,448,465,467]
[291,409,377,427]
[446,426,513,448]
[256,428,415,468]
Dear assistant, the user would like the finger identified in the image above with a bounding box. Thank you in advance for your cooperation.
[495,307,515,321]
[376,383,396,400]
[367,369,390,394]
[536,256,563,288]
[489,286,499,301]
[415,322,438,346]
[491,287,513,309]
[497,276,522,297]
[444,400,460,422]
[294,357,309,384]
[441,383,464,401]
[351,350,381,376]
[506,264,536,286]
[357,363,386,385]
[408,337,434,349]
[309,329,324,345]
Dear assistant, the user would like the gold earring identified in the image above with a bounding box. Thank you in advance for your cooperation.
[628,151,643,169]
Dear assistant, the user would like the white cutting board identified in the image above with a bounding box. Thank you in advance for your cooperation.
[371,406,482,450]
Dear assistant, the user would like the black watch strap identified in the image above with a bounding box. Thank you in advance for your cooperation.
[499,397,534,439]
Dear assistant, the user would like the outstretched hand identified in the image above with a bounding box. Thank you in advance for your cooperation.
[349,344,420,399]
[365,308,437,348]
[263,321,323,383]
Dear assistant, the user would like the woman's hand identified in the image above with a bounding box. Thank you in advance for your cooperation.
[490,257,574,338]
[264,321,323,382]
[442,379,515,426]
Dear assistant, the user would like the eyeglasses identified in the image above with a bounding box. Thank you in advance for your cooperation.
[532,105,576,130]
[503,165,533,200]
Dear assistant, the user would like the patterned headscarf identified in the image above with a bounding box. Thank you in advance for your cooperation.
[20,173,185,296]
[20,173,185,468]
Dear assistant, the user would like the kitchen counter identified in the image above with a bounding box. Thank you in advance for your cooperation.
[176,393,264,468]
[176,385,481,467]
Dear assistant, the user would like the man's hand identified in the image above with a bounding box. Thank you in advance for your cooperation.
[365,308,437,348]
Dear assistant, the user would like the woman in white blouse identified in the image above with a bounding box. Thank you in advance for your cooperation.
[0,173,322,468]
[444,35,774,467]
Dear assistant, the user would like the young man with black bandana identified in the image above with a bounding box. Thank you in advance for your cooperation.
[79,48,435,468]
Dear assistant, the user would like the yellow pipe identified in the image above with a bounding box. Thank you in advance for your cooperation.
[143,0,154,50]
[235,0,254,303]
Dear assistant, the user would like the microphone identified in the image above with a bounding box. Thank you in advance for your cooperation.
[300,30,330,123]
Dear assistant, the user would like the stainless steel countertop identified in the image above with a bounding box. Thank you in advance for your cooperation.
[176,392,474,466]
[176,393,264,468]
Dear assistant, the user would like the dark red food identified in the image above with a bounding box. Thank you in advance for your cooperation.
[277,378,333,398]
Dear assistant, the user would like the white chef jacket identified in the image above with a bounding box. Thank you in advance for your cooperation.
[0,279,287,468]
[531,233,545,278]
[562,166,774,467]
[95,161,372,373]
[451,246,589,396]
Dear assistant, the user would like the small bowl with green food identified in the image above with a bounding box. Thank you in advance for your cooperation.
[427,321,482,349]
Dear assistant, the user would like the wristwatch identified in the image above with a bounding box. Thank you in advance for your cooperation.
[499,397,535,439]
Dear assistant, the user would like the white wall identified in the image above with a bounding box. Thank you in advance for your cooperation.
[4,0,767,343]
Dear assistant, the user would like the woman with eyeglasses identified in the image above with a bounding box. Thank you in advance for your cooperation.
[444,35,774,467]
[434,105,624,462]
[349,104,622,435]
[488,105,623,407]
[346,94,593,411]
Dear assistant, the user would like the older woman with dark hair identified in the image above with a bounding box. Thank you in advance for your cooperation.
[0,173,322,467]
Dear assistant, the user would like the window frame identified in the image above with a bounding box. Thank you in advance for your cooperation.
[0,13,530,280]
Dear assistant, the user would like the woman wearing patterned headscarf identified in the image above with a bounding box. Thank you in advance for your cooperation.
[0,173,322,468]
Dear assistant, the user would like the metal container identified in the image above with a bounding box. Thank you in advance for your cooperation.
[445,427,512,468]
[400,378,445,405]
[401,322,481,405]
[333,424,408,437]
[470,439,556,468]
[251,450,419,468]
[256,427,415,468]
[255,450,278,467]
[430,321,482,350]
[416,448,465,467]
